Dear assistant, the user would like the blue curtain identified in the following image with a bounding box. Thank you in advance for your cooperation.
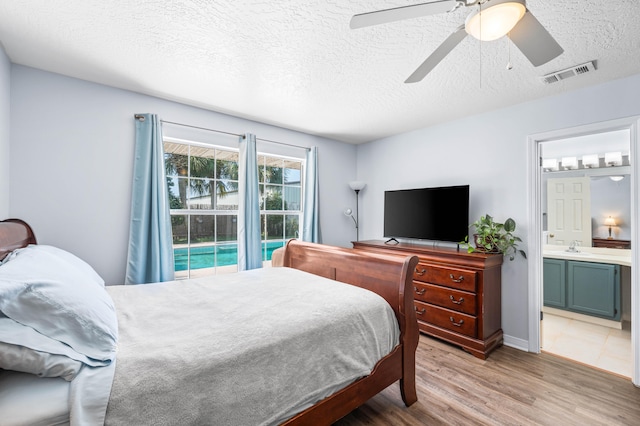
[125,114,175,284]
[238,133,263,271]
[302,146,319,243]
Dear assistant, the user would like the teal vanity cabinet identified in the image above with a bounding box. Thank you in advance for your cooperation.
[543,259,620,321]
[543,258,566,309]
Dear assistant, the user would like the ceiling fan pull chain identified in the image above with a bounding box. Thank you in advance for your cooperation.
[507,32,513,70]
[479,2,482,89]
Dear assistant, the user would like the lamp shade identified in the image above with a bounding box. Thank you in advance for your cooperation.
[582,154,599,168]
[561,156,578,170]
[465,1,526,41]
[349,181,366,191]
[605,152,623,166]
[604,216,616,227]
[542,158,558,171]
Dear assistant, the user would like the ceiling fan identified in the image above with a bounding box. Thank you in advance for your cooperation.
[350,0,563,83]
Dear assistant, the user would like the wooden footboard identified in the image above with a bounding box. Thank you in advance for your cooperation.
[282,239,420,424]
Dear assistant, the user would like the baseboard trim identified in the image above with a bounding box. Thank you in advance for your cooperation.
[503,334,530,352]
[543,306,622,329]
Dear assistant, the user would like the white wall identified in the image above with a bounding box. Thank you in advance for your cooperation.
[356,72,640,345]
[0,44,10,218]
[10,65,357,284]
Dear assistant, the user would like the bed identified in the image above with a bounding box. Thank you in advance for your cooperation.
[0,218,420,425]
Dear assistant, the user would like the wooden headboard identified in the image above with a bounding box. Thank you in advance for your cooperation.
[0,219,37,261]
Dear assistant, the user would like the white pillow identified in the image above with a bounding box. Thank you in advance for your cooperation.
[0,341,82,381]
[1,244,104,287]
[0,317,110,368]
[0,246,117,362]
[34,245,105,287]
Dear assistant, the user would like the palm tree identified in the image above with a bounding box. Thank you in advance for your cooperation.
[164,152,189,208]
[165,152,240,210]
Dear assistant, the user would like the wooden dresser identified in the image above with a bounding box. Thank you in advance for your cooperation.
[592,238,631,249]
[353,240,504,359]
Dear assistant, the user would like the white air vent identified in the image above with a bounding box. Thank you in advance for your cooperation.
[540,61,597,84]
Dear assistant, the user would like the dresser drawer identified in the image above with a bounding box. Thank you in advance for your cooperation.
[414,301,477,338]
[413,282,477,315]
[413,263,477,292]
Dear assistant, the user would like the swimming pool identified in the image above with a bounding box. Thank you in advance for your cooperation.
[174,241,284,271]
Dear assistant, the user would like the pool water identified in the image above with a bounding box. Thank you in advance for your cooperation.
[174,241,284,271]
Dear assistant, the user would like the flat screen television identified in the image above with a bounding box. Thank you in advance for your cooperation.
[383,185,469,243]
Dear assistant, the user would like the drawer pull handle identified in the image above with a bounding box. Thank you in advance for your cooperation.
[414,287,426,295]
[415,268,426,276]
[449,274,464,283]
[415,307,426,315]
[449,295,464,305]
[449,316,464,327]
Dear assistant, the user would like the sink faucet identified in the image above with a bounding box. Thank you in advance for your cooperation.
[567,240,581,253]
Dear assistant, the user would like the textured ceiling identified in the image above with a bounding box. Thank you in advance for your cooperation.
[1,0,639,144]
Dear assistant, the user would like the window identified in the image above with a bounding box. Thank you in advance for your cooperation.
[164,139,303,278]
[259,155,303,262]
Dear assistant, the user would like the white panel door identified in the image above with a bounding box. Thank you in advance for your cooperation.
[547,177,592,246]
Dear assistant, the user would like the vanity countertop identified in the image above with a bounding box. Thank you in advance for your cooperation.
[543,244,631,267]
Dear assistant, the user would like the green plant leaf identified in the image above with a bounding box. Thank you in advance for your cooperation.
[468,214,526,261]
[504,218,516,232]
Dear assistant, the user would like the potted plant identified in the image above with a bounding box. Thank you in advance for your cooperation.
[461,214,527,261]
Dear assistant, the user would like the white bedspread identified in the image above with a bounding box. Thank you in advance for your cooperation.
[100,267,399,425]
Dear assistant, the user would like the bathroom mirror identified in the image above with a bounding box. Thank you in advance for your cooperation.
[541,129,631,248]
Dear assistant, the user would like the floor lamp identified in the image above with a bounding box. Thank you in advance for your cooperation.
[345,181,366,241]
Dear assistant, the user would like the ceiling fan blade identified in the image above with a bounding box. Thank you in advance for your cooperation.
[405,25,466,83]
[350,0,460,29]
[508,10,563,67]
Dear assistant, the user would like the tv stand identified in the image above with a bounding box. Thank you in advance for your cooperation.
[384,237,399,244]
[352,240,504,359]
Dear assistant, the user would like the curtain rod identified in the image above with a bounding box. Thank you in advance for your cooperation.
[161,119,242,138]
[134,115,310,152]
[256,137,311,152]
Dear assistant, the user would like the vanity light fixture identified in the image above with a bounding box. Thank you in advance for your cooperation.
[610,176,624,182]
[605,151,623,166]
[561,156,578,170]
[582,154,599,168]
[542,158,558,172]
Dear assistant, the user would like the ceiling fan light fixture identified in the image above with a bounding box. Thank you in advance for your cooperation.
[465,1,526,41]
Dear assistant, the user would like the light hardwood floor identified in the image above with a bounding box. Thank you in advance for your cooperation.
[335,335,640,425]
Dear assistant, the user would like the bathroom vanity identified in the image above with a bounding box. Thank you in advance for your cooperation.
[543,245,631,327]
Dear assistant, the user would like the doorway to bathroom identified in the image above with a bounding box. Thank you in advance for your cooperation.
[527,116,640,385]
[540,130,631,377]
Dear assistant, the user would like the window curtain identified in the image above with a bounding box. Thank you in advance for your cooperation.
[125,114,175,284]
[302,146,319,243]
[238,133,263,271]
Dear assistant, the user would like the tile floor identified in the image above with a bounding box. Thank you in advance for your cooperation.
[542,313,632,378]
